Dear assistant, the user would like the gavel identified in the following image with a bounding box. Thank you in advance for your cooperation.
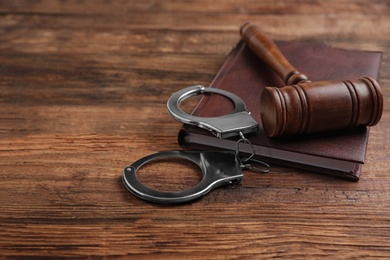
[240,22,383,137]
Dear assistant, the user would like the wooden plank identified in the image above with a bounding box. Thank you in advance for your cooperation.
[0,0,390,258]
[1,0,389,15]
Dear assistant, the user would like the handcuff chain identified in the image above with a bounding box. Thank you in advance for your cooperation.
[235,132,270,173]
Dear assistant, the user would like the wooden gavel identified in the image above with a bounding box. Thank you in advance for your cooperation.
[240,22,383,137]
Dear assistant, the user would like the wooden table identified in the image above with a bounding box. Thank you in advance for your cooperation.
[1,1,390,258]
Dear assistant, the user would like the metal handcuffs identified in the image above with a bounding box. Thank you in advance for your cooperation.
[122,85,269,204]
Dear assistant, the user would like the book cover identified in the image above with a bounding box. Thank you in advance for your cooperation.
[178,39,382,180]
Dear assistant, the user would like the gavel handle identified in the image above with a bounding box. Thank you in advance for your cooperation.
[240,22,309,85]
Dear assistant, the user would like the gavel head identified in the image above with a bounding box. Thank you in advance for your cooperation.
[260,77,383,137]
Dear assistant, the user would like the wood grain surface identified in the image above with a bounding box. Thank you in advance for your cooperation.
[1,0,390,258]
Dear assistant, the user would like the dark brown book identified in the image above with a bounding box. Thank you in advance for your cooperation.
[178,39,382,180]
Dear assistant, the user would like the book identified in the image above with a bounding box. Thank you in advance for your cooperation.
[178,39,382,180]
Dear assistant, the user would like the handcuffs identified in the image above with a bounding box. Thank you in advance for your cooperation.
[122,85,270,204]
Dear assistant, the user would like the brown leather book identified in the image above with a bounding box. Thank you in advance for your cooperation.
[178,39,382,180]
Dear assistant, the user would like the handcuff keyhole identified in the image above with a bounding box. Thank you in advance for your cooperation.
[136,157,203,192]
